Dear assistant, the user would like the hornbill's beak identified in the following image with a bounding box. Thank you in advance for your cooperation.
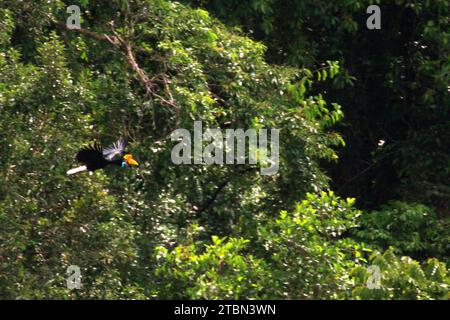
[128,158,139,166]
[124,154,139,166]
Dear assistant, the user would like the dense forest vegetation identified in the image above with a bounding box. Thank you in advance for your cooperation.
[0,0,448,299]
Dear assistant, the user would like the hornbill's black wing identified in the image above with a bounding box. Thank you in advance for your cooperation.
[76,142,109,171]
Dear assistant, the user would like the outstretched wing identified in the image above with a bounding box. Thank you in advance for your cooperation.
[76,142,107,170]
[102,138,127,161]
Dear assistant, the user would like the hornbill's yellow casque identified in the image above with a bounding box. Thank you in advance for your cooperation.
[67,139,139,175]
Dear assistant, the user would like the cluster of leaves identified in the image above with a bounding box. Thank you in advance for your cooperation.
[153,192,449,299]
[255,191,369,299]
[354,201,449,263]
[352,248,449,300]
[154,233,270,299]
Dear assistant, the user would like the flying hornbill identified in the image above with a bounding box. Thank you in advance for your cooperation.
[67,139,139,175]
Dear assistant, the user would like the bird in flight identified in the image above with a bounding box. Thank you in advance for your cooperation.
[67,138,139,175]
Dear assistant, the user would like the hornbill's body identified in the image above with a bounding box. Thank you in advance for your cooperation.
[67,139,139,175]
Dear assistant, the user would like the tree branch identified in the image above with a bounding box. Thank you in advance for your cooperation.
[56,20,183,111]
[194,179,230,214]
[194,167,257,214]
[55,21,152,55]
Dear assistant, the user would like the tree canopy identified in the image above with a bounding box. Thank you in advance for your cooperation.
[0,0,448,299]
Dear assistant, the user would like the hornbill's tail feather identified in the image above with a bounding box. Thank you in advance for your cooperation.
[67,165,88,175]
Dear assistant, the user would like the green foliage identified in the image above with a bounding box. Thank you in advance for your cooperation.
[187,0,450,213]
[0,29,143,299]
[352,248,449,300]
[155,231,269,299]
[0,0,448,300]
[0,0,346,299]
[355,201,449,263]
[256,191,369,299]
[155,192,372,299]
